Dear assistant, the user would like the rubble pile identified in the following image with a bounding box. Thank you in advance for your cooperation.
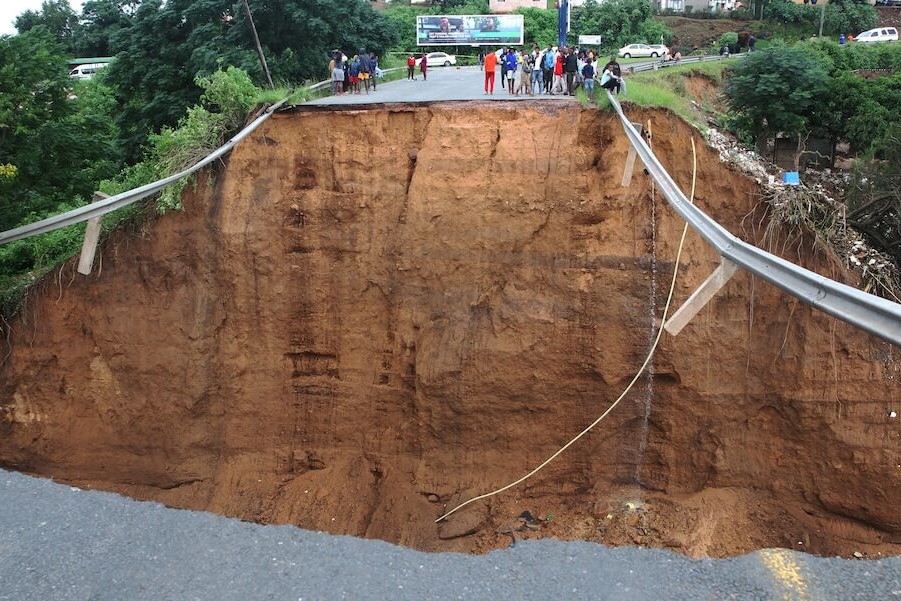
[705,128,900,300]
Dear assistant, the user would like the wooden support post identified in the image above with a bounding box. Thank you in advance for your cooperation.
[621,145,638,187]
[664,258,739,336]
[621,122,643,188]
[77,192,109,276]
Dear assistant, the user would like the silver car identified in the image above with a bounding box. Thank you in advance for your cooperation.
[617,43,669,58]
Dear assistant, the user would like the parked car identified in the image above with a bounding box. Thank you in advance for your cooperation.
[617,43,668,58]
[414,52,457,67]
[855,27,899,43]
[68,62,109,80]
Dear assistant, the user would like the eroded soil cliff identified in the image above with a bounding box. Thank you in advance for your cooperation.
[2,103,899,557]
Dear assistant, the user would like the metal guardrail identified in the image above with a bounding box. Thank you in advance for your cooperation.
[0,97,290,246]
[606,90,901,347]
[0,66,406,246]
[627,53,738,74]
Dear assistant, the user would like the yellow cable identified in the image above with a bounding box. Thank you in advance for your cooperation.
[436,137,698,524]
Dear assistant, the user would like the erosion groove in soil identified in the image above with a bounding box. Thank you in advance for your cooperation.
[1,103,899,558]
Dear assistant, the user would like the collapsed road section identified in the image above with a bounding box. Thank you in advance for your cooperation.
[1,102,899,558]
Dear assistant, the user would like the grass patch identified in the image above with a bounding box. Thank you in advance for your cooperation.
[595,60,735,127]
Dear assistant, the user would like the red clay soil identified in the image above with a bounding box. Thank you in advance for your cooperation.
[1,103,900,558]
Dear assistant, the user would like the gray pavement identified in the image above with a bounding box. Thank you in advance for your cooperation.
[307,65,577,105]
[2,469,900,600]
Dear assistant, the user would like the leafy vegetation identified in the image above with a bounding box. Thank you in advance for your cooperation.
[571,0,673,50]
[723,41,901,156]
[763,0,877,37]
[593,60,731,125]
[724,46,829,152]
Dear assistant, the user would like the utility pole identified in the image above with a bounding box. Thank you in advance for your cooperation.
[242,0,274,89]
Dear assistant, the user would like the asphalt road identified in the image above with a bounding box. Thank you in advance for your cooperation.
[2,469,899,600]
[307,65,579,105]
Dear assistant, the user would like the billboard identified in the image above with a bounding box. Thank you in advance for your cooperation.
[416,15,524,46]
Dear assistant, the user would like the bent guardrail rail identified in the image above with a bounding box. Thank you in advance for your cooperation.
[0,97,290,246]
[606,90,901,347]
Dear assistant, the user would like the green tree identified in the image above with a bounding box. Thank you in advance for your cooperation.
[72,0,139,57]
[14,0,79,52]
[384,5,425,50]
[515,7,557,48]
[105,0,399,160]
[0,29,73,230]
[724,46,829,153]
[570,0,670,51]
[825,0,878,36]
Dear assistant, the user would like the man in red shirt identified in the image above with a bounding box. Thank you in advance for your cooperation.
[483,48,497,94]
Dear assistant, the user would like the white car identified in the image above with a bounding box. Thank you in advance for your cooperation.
[68,62,109,80]
[414,52,457,67]
[855,27,898,43]
[617,43,668,58]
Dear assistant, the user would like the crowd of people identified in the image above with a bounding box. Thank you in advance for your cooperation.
[328,49,382,95]
[480,44,626,97]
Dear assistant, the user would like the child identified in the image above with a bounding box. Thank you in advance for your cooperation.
[349,55,361,94]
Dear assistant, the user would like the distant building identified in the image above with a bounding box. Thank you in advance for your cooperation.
[657,0,740,12]
[489,0,548,13]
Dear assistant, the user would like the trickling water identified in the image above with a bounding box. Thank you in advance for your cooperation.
[635,192,658,486]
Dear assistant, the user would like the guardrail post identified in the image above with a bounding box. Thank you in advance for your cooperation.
[77,192,108,276]
[664,258,739,336]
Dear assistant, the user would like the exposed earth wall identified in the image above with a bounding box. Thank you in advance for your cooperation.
[1,103,899,557]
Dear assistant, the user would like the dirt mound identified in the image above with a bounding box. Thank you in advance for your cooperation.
[660,16,763,52]
[876,6,901,29]
[1,103,900,558]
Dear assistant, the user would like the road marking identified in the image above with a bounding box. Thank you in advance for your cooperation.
[760,548,809,600]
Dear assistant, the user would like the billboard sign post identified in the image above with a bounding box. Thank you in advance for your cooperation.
[557,0,570,47]
[578,35,602,45]
[416,15,524,46]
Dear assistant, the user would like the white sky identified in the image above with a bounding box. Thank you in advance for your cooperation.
[0,1,86,36]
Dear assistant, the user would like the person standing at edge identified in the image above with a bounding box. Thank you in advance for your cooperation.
[531,46,543,94]
[483,47,497,94]
[543,44,554,94]
[564,47,578,96]
[358,49,371,94]
[407,54,416,80]
[370,52,379,91]
[420,52,428,81]
[478,48,485,71]
[552,48,564,94]
[517,49,533,96]
[505,48,518,94]
[581,59,595,96]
